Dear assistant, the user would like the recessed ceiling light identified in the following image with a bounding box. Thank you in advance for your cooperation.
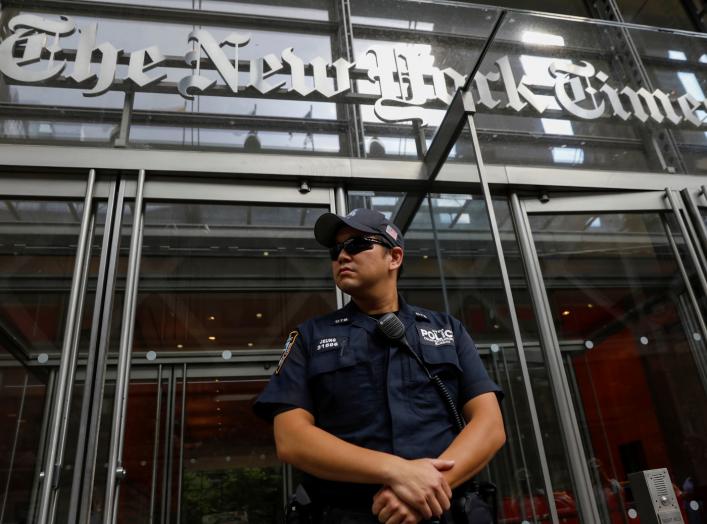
[208,336,216,341]
[562,310,571,317]
[256,313,263,319]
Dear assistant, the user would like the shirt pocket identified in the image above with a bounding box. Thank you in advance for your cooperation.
[307,346,377,434]
[410,345,462,417]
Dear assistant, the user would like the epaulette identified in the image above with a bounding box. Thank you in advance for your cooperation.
[414,311,430,321]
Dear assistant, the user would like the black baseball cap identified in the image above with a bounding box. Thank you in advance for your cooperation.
[314,208,404,249]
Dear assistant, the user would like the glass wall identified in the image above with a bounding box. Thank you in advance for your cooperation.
[1,0,706,172]
[348,190,569,523]
[115,197,337,522]
[0,199,85,523]
[521,197,707,523]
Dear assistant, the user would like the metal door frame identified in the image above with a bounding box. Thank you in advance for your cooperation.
[511,188,707,523]
[100,173,342,523]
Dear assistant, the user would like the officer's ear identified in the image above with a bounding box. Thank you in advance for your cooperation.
[388,246,404,272]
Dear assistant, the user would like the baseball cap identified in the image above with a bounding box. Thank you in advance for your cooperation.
[314,208,404,249]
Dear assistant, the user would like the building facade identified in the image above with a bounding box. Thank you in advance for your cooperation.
[0,0,706,523]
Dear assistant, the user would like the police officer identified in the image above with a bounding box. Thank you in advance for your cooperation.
[254,208,505,524]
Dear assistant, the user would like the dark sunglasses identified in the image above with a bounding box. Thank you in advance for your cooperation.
[329,236,391,261]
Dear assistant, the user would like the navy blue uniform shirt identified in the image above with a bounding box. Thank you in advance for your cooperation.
[253,296,503,507]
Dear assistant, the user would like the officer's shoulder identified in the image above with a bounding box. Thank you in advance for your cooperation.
[410,305,455,325]
[299,306,351,331]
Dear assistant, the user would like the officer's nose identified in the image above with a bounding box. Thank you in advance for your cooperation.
[336,246,352,263]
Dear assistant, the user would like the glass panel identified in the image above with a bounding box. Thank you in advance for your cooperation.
[129,200,336,356]
[348,189,562,524]
[616,0,697,30]
[467,11,707,174]
[0,3,343,154]
[117,371,281,524]
[86,0,331,20]
[0,199,84,523]
[351,1,500,160]
[180,376,281,524]
[528,210,707,523]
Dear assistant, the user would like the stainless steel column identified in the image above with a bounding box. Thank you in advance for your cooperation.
[465,111,560,523]
[335,185,349,308]
[665,189,707,299]
[510,193,601,524]
[103,169,146,523]
[680,188,707,268]
[35,168,96,524]
[661,217,707,344]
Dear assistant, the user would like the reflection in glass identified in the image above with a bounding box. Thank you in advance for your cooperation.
[348,190,560,523]
[0,199,83,522]
[529,211,707,523]
[117,372,280,524]
[131,202,336,355]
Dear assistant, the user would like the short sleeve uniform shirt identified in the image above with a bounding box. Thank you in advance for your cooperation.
[253,296,503,507]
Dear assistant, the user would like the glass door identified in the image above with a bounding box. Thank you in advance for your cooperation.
[106,178,339,524]
[513,190,707,524]
[0,196,89,524]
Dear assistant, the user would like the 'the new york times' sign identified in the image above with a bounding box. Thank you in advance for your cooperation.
[1,14,705,128]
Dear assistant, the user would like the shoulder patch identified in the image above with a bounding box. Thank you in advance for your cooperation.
[418,326,455,346]
[275,330,299,375]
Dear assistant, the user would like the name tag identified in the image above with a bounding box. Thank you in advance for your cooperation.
[316,337,341,351]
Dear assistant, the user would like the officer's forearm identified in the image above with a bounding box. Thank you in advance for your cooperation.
[274,408,403,485]
[437,393,506,489]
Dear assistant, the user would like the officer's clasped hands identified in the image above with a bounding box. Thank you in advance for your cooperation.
[374,457,454,523]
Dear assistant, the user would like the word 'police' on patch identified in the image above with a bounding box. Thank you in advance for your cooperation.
[316,337,340,351]
[275,330,299,374]
[419,327,454,346]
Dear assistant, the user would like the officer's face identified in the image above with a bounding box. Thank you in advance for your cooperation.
[332,226,396,295]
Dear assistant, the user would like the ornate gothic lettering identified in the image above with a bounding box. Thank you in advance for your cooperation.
[127,46,166,88]
[549,61,605,120]
[495,55,548,114]
[69,23,121,97]
[365,45,430,124]
[677,94,705,127]
[178,29,250,99]
[0,14,75,83]
[1,13,706,132]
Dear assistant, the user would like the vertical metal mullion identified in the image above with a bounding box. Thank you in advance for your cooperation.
[499,348,536,523]
[62,209,96,524]
[426,194,451,315]
[69,178,117,524]
[0,373,29,522]
[161,369,177,524]
[680,188,707,268]
[103,169,146,524]
[466,110,560,524]
[565,355,613,524]
[334,185,349,308]
[28,370,56,523]
[510,193,596,524]
[176,364,187,524]
[149,365,164,524]
[491,350,533,523]
[665,190,707,299]
[661,217,707,343]
[75,178,126,524]
[35,168,96,524]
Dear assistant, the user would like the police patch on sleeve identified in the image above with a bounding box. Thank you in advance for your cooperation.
[418,327,455,346]
[275,330,299,375]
